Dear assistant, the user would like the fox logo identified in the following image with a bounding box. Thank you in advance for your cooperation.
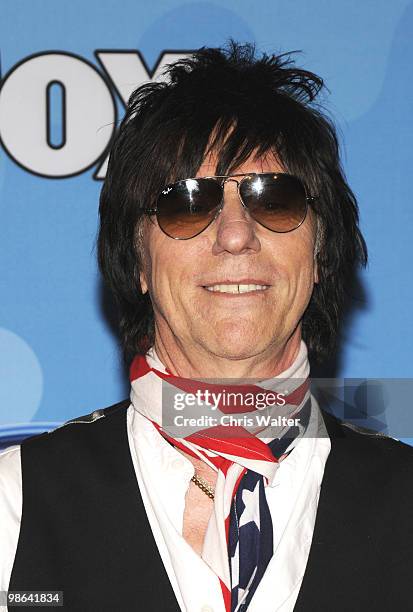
[0,50,191,179]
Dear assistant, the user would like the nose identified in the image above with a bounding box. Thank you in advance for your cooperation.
[211,179,261,255]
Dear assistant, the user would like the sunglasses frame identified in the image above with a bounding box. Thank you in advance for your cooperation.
[145,172,316,240]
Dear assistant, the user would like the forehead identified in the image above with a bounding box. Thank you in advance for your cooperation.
[195,149,284,177]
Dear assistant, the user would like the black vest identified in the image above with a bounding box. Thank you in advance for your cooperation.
[9,400,413,611]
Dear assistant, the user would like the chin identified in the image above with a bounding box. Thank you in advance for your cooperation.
[206,345,265,362]
[200,321,274,360]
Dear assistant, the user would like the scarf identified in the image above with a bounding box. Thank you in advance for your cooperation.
[130,341,311,611]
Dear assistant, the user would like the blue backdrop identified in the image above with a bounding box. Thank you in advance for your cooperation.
[1,0,412,445]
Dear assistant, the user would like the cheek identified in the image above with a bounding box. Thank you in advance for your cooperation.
[144,236,206,313]
[289,245,317,306]
[267,230,316,302]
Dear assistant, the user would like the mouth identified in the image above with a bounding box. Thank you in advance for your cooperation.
[202,281,271,295]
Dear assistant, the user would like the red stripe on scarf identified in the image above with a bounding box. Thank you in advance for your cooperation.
[130,354,152,379]
[220,580,231,612]
[187,426,278,462]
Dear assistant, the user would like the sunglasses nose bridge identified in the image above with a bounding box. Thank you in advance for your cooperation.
[219,177,248,213]
[222,177,240,186]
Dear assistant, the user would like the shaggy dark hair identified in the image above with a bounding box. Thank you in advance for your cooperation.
[98,42,367,363]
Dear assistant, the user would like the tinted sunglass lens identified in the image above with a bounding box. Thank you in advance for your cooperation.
[157,179,222,239]
[240,174,307,232]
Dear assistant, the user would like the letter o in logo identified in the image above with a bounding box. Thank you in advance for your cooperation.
[0,52,116,178]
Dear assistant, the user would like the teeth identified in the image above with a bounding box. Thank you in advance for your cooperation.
[205,284,268,293]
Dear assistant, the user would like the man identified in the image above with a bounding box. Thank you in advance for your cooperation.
[1,43,412,611]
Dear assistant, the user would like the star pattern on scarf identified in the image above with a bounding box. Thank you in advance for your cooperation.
[239,481,261,529]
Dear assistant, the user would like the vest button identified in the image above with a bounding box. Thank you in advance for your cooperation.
[201,606,214,612]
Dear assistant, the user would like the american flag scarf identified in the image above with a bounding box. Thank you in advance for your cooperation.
[130,341,311,611]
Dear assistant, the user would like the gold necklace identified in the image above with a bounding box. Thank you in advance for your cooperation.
[191,473,215,499]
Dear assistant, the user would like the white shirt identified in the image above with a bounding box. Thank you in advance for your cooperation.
[0,400,330,612]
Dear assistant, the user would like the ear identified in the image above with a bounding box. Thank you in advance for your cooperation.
[140,270,148,295]
[313,215,321,284]
[313,259,319,284]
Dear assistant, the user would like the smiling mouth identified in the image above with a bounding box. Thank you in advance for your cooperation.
[203,283,270,294]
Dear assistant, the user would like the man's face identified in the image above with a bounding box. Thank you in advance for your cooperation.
[139,153,318,366]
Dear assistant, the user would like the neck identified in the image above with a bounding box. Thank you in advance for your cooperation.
[153,325,303,379]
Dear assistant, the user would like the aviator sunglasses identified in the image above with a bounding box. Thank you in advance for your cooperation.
[144,172,316,240]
